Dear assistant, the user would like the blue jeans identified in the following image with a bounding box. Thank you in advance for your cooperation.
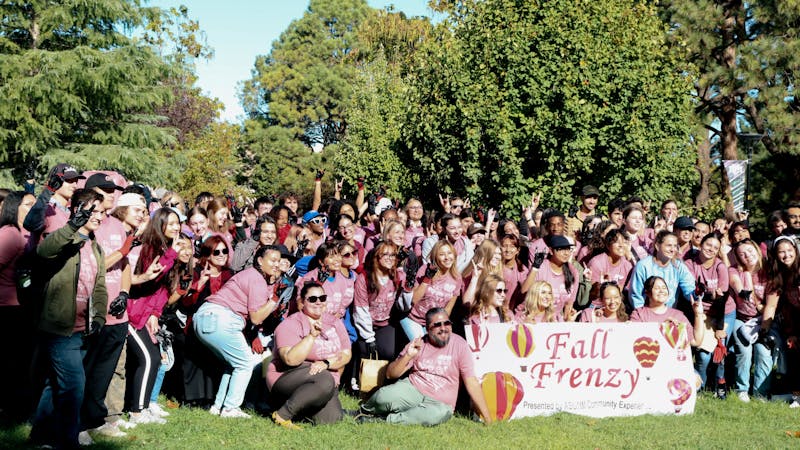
[732,320,780,396]
[194,303,259,410]
[694,310,736,388]
[150,362,167,404]
[30,332,86,449]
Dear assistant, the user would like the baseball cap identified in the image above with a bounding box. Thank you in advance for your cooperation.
[85,173,123,191]
[49,163,85,181]
[673,216,695,230]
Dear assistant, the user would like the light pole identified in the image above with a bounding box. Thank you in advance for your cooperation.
[737,133,763,212]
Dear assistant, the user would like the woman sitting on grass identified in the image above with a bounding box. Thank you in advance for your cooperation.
[267,281,352,429]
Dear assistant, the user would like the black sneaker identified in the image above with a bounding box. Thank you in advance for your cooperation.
[715,386,728,400]
[354,413,384,424]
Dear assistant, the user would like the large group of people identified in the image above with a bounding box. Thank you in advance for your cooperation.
[1,163,799,447]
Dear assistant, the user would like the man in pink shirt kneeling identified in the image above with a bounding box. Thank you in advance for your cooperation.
[357,308,493,426]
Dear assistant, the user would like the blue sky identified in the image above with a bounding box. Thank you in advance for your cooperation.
[148,1,434,123]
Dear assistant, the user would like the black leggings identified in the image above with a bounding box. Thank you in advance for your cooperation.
[125,325,160,412]
[270,362,342,424]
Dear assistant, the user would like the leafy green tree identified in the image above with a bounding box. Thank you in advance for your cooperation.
[659,1,800,214]
[403,0,695,212]
[0,0,177,185]
[178,122,241,201]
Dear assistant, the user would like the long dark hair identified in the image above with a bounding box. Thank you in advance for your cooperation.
[365,241,398,294]
[767,237,800,293]
[136,208,179,274]
[0,191,28,229]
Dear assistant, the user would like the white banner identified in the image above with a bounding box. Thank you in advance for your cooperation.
[467,322,697,419]
[723,160,748,213]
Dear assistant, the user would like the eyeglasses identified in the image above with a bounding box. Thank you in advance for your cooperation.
[341,251,355,258]
[495,288,508,294]
[306,295,327,303]
[310,217,327,225]
[212,248,229,256]
[429,320,452,329]
[380,253,396,259]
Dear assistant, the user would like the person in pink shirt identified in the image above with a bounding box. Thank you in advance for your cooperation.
[468,274,511,325]
[629,276,706,348]
[0,191,35,422]
[461,240,503,310]
[403,198,426,257]
[402,240,462,340]
[294,243,354,319]
[516,281,569,323]
[685,232,733,394]
[354,241,409,360]
[587,229,635,305]
[125,208,182,425]
[578,282,629,323]
[622,205,651,260]
[194,245,283,419]
[499,234,530,312]
[522,235,579,319]
[357,307,493,426]
[268,281,352,429]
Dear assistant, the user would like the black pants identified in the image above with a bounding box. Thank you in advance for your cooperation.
[125,326,160,412]
[0,305,35,422]
[81,322,127,430]
[270,362,342,424]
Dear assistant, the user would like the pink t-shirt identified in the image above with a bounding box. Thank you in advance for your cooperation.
[409,268,462,325]
[402,334,475,409]
[43,201,70,237]
[468,312,503,325]
[295,268,355,318]
[578,308,622,323]
[513,309,563,323]
[404,224,426,254]
[93,216,129,325]
[503,265,530,311]
[587,253,633,286]
[0,226,26,307]
[207,267,273,322]
[73,240,98,333]
[354,272,399,327]
[534,261,579,313]
[685,257,733,315]
[266,311,350,388]
[629,306,695,342]
[728,267,767,320]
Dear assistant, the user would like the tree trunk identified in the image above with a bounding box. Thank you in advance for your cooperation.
[694,136,712,209]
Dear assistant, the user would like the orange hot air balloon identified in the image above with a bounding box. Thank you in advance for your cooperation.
[661,321,689,361]
[506,324,535,358]
[468,322,490,356]
[480,372,525,421]
[667,378,692,413]
[632,336,660,368]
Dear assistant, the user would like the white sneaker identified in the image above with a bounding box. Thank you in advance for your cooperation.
[148,402,170,417]
[209,405,221,416]
[220,407,251,419]
[790,400,800,409]
[78,431,94,446]
[115,419,136,430]
[129,410,166,425]
[737,391,750,403]
[90,422,127,438]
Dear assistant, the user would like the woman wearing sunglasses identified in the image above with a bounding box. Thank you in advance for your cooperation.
[268,281,352,429]
[468,275,512,325]
[193,245,283,418]
[181,235,234,408]
[578,282,629,323]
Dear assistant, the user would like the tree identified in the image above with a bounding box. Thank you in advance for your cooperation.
[178,122,242,201]
[403,0,695,212]
[240,0,371,148]
[0,0,177,185]
[659,1,800,215]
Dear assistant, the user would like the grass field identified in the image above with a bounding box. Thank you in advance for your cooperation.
[2,392,799,449]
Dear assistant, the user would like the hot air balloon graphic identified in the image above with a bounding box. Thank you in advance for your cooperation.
[667,378,692,413]
[468,322,490,358]
[506,324,535,371]
[480,372,525,421]
[661,321,689,361]
[632,337,660,368]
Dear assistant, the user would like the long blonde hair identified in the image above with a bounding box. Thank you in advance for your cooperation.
[522,281,556,323]
[430,239,460,279]
[462,239,502,282]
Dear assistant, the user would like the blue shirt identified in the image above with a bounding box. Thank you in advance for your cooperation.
[629,255,695,309]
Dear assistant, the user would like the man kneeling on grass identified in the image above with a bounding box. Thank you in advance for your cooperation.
[357,308,493,426]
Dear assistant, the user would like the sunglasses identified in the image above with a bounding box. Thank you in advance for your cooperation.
[310,217,327,224]
[340,251,355,258]
[451,204,464,209]
[212,248,229,256]
[429,320,452,329]
[306,295,327,303]
[495,288,508,294]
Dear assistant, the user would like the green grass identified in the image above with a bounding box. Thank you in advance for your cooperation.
[2,393,799,449]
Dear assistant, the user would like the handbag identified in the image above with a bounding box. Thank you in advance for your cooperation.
[359,352,389,399]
